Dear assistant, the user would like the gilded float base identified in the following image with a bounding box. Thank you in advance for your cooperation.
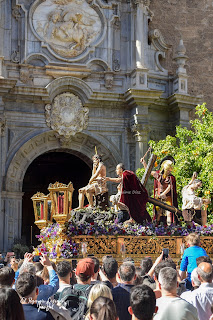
[53,236,213,265]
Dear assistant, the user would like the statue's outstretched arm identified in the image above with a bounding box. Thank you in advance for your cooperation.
[188,172,198,185]
[105,177,122,183]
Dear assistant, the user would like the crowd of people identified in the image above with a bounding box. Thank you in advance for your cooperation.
[0,233,213,320]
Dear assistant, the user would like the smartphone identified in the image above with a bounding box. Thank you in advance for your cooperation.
[72,259,77,270]
[33,256,40,262]
[163,248,169,260]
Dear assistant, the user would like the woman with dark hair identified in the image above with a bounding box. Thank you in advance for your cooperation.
[89,296,118,320]
[0,287,25,320]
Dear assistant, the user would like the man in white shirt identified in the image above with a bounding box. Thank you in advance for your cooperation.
[180,267,201,301]
[154,267,198,320]
[183,262,213,320]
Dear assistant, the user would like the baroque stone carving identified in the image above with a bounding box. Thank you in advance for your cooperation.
[149,29,171,72]
[20,69,30,83]
[149,29,171,52]
[0,114,6,136]
[45,92,89,139]
[105,73,114,89]
[11,50,20,63]
[31,0,102,58]
[12,6,21,20]
[113,59,120,72]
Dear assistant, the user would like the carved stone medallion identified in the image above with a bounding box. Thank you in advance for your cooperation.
[30,0,102,59]
[45,92,89,139]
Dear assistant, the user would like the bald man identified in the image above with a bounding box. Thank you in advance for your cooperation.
[183,262,213,320]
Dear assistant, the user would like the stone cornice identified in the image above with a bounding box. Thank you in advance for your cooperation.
[45,65,91,79]
[124,88,163,107]
[88,91,125,106]
[7,86,50,103]
[1,191,24,198]
[0,79,17,94]
[168,93,202,110]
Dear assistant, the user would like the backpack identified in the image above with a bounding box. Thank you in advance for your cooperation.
[57,285,92,320]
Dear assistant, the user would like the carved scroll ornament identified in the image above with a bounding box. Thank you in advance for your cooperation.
[45,92,89,139]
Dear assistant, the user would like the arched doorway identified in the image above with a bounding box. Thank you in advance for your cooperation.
[4,130,120,251]
[22,151,91,246]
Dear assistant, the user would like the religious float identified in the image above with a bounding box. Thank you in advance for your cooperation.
[32,179,213,264]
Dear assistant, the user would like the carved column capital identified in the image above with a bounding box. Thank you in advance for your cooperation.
[131,123,149,142]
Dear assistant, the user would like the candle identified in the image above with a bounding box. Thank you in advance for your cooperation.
[31,226,33,244]
[58,196,60,214]
[40,203,44,219]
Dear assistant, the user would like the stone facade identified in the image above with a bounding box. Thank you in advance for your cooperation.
[0,0,203,250]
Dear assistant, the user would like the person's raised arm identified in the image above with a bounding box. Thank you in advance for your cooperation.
[105,177,122,183]
[140,158,155,177]
[40,253,58,288]
[147,252,164,278]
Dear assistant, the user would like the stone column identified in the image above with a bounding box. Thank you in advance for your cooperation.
[0,57,4,79]
[131,124,149,170]
[1,192,24,251]
[135,1,147,68]
[131,0,151,88]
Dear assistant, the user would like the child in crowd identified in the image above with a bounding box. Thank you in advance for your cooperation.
[179,233,207,289]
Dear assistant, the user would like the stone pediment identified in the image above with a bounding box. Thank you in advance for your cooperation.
[29,0,105,61]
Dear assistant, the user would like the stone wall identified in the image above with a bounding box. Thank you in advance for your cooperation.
[150,0,213,111]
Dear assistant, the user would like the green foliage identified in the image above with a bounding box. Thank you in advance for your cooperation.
[12,242,29,259]
[146,103,213,221]
[136,167,145,180]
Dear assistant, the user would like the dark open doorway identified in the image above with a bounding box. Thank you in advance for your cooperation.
[22,151,91,246]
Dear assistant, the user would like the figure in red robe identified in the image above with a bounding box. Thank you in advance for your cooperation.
[106,163,151,224]
[141,156,178,225]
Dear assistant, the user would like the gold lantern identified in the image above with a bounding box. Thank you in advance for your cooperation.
[48,182,74,225]
[31,192,52,229]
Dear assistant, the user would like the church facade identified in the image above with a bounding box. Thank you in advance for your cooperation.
[0,0,201,250]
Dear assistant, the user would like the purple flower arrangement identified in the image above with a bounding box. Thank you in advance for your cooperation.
[66,219,213,237]
[35,223,79,258]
